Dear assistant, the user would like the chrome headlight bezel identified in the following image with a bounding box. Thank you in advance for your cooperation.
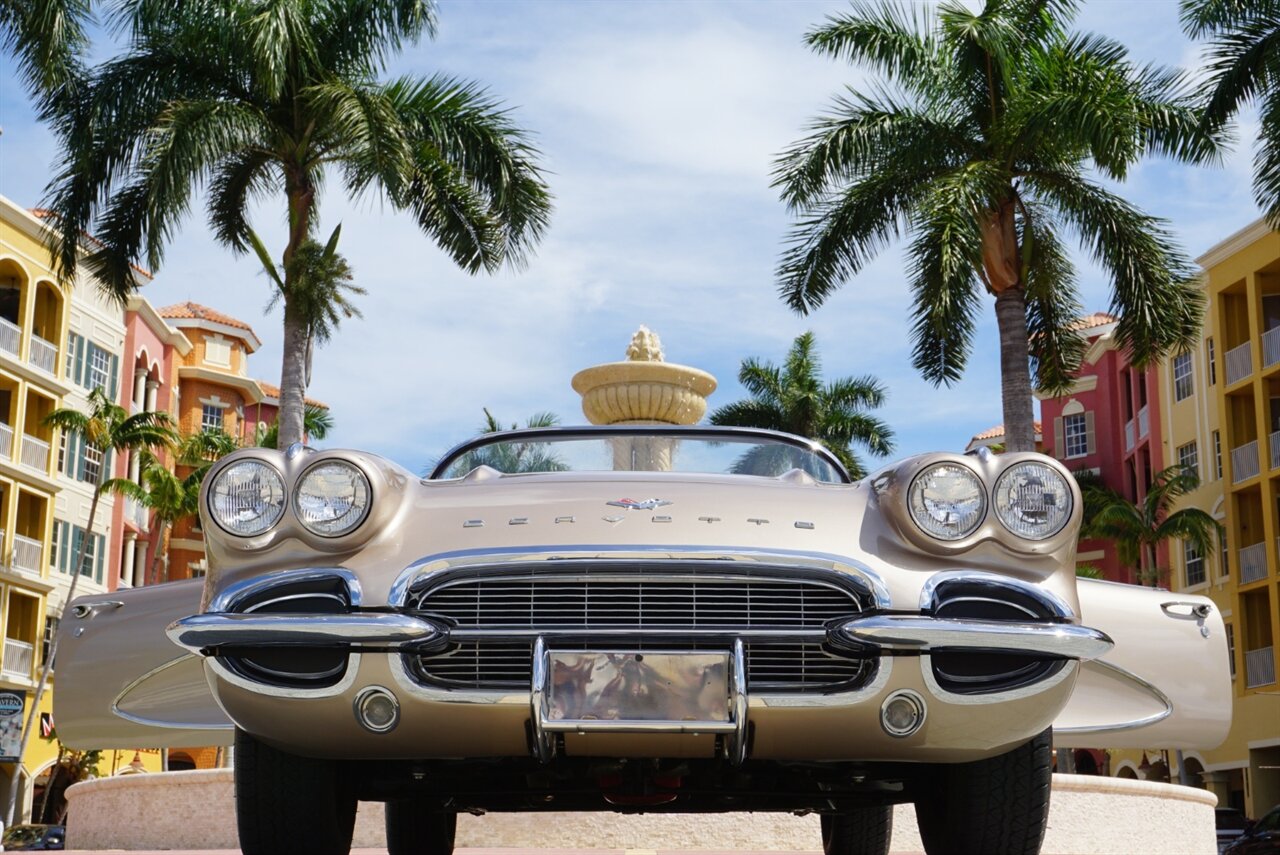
[207,459,288,537]
[906,462,987,542]
[993,461,1074,541]
[292,460,373,538]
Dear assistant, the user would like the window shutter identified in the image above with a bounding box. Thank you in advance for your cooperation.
[58,521,70,574]
[95,533,105,583]
[73,335,86,386]
[102,448,113,481]
[70,527,84,576]
[75,433,87,482]
[1053,418,1063,457]
[1084,412,1096,455]
[108,353,119,399]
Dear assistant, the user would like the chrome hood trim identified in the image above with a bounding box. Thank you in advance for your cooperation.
[168,612,443,653]
[838,615,1112,660]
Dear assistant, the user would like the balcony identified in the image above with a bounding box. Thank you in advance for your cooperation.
[1240,542,1269,584]
[11,534,42,575]
[1,638,33,681]
[1124,420,1135,452]
[126,496,149,531]
[1137,405,1149,439]
[1231,440,1261,483]
[1226,340,1254,385]
[0,422,11,459]
[1267,326,1280,369]
[1246,646,1276,689]
[0,317,18,358]
[28,334,56,375]
[19,434,49,473]
[1272,430,1280,470]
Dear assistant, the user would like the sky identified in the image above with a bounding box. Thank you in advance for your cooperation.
[0,0,1266,474]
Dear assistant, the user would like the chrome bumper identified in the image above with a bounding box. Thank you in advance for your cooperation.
[169,610,1111,661]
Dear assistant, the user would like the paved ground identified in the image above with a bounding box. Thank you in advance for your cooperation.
[60,850,838,855]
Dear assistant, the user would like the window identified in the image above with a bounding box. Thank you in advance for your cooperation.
[1185,541,1206,586]
[205,336,231,367]
[82,444,102,484]
[1174,353,1194,401]
[88,346,111,391]
[1221,547,1230,579]
[201,404,224,433]
[1213,431,1223,479]
[1226,623,1236,677]
[1177,441,1199,478]
[42,616,58,671]
[1064,413,1089,458]
[57,432,67,475]
[49,522,60,569]
[1207,338,1216,385]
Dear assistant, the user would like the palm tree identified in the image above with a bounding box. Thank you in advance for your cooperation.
[445,409,568,475]
[5,387,175,825]
[1182,0,1280,223]
[105,429,239,585]
[256,404,335,450]
[774,0,1220,452]
[709,332,894,479]
[0,0,89,101]
[1083,465,1223,587]
[44,0,552,448]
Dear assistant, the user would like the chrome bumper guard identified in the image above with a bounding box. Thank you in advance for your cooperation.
[166,612,442,653]
[839,615,1113,660]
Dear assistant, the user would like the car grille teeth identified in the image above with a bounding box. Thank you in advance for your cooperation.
[402,566,875,693]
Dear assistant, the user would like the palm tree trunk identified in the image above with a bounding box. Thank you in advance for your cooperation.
[6,483,102,826]
[278,175,314,449]
[147,520,170,586]
[995,288,1036,452]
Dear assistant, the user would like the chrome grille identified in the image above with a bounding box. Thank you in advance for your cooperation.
[402,565,874,693]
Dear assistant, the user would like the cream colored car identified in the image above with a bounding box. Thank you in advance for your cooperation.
[57,426,1230,855]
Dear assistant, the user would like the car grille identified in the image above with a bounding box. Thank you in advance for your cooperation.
[401,564,875,693]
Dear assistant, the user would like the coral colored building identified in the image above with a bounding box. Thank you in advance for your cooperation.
[1037,313,1167,584]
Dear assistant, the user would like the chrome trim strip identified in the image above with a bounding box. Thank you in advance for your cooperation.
[241,592,347,614]
[388,546,892,610]
[917,570,1075,619]
[110,654,235,731]
[838,616,1112,660]
[729,638,748,765]
[934,595,1041,619]
[919,655,1078,705]
[1052,659,1174,734]
[167,612,441,653]
[530,637,554,761]
[210,567,363,613]
[446,627,831,641]
[206,653,364,700]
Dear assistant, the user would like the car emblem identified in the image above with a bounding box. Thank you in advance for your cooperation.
[606,498,673,510]
[602,515,625,524]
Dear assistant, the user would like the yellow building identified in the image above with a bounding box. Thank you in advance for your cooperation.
[0,195,70,816]
[1126,218,1280,818]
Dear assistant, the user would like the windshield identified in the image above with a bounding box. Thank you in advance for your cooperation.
[433,428,848,483]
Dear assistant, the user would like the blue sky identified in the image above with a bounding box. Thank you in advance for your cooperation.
[0,0,1265,473]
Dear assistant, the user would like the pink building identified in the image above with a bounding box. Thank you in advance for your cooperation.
[1038,313,1167,584]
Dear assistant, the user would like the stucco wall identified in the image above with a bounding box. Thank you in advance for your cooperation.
[66,771,1217,853]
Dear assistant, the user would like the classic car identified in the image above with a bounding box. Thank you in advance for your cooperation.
[56,425,1231,855]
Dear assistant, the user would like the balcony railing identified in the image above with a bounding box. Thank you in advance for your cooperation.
[0,317,19,358]
[126,496,149,531]
[19,434,49,473]
[0,422,12,459]
[1246,646,1276,689]
[1137,405,1149,439]
[1124,420,1135,452]
[1272,430,1280,471]
[28,334,57,374]
[1266,326,1280,370]
[1240,542,1269,585]
[11,534,42,575]
[1,638,33,681]
[1232,440,1261,483]
[1226,340,1254,385]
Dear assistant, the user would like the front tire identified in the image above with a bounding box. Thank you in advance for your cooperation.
[234,728,357,855]
[914,728,1052,855]
[385,801,457,855]
[821,806,893,855]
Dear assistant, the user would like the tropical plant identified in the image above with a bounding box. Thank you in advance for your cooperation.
[773,0,1220,452]
[709,332,894,479]
[1083,465,1224,587]
[256,404,335,450]
[105,429,239,585]
[1183,0,1280,224]
[445,409,568,475]
[254,227,366,389]
[45,0,552,448]
[5,387,175,824]
[0,0,89,102]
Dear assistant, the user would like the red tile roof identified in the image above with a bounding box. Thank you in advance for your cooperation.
[971,421,1043,441]
[29,208,154,280]
[158,301,256,335]
[1066,312,1118,332]
[258,380,328,410]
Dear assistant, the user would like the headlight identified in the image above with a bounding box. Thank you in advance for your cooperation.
[209,460,286,536]
[908,463,986,541]
[294,461,371,537]
[994,462,1072,540]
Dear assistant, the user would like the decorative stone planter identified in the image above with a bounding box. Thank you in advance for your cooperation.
[571,327,716,427]
[66,771,1217,853]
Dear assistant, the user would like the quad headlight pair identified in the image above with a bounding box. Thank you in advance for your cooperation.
[907,461,1072,542]
[208,459,372,538]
